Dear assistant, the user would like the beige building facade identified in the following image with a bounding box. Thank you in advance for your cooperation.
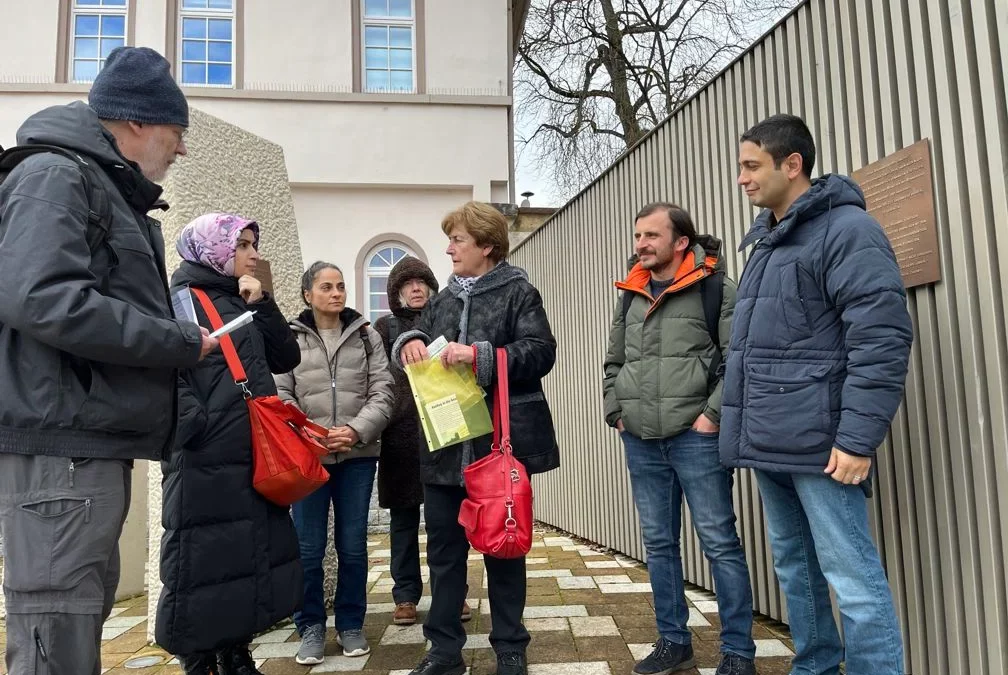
[0,0,529,320]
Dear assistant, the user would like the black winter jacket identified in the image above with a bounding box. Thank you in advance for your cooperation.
[392,261,560,486]
[373,256,439,508]
[0,102,203,461]
[156,261,303,655]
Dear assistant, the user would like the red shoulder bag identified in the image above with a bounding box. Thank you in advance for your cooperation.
[191,288,330,506]
[458,348,533,558]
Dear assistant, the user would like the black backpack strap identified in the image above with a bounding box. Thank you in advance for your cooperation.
[0,145,114,289]
[620,290,635,324]
[383,315,401,359]
[700,272,725,382]
[358,325,374,358]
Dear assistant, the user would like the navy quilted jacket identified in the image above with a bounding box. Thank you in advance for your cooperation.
[719,174,913,475]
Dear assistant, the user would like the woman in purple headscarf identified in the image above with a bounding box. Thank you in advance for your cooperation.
[156,213,303,675]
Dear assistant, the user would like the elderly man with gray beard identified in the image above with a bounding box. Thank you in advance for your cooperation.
[0,47,216,674]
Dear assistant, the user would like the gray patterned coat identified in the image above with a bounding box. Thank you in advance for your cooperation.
[392,261,560,486]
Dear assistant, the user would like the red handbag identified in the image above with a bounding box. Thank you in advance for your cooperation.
[191,288,330,506]
[458,348,533,558]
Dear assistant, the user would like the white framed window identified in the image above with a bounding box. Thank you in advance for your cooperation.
[178,0,235,87]
[70,0,127,83]
[362,0,415,92]
[365,243,414,321]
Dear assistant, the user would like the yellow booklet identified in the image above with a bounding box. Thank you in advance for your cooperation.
[405,359,493,452]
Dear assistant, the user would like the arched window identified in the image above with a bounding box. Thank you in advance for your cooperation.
[364,243,414,321]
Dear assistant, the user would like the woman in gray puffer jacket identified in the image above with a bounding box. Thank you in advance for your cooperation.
[274,261,394,666]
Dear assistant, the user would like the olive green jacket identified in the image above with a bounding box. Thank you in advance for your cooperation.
[603,237,737,439]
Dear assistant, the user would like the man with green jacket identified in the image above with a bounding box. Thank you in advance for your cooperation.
[603,202,755,675]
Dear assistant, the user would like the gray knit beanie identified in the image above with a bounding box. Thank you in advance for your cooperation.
[88,47,189,128]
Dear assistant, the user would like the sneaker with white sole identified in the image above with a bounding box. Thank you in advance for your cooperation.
[337,628,371,657]
[295,624,326,666]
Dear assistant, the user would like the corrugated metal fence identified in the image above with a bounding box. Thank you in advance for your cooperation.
[510,1,1008,673]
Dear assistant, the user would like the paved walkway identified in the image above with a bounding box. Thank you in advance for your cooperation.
[0,525,795,674]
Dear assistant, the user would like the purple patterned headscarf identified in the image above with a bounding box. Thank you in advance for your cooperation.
[177,213,260,277]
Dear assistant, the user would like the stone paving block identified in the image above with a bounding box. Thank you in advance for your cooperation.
[612,614,656,630]
[253,628,298,643]
[527,569,573,579]
[584,561,622,569]
[525,594,565,606]
[598,582,653,594]
[363,643,429,671]
[627,643,653,660]
[523,604,589,618]
[252,641,302,658]
[574,635,628,660]
[525,617,569,632]
[101,629,150,654]
[557,576,596,590]
[569,616,620,637]
[591,575,632,585]
[686,588,716,602]
[305,654,370,672]
[528,662,612,675]
[464,633,492,650]
[688,607,712,627]
[586,603,654,617]
[755,638,794,657]
[380,623,427,645]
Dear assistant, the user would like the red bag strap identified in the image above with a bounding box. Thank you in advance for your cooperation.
[492,348,520,528]
[190,287,249,391]
[492,347,510,451]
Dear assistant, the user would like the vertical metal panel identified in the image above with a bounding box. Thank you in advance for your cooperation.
[511,2,1007,672]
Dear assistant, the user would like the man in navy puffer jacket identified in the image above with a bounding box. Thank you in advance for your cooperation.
[720,114,912,675]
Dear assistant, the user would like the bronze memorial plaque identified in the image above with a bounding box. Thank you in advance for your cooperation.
[852,139,941,288]
[253,258,274,295]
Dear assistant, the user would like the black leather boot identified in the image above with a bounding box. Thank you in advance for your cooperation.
[216,644,264,675]
[178,652,218,675]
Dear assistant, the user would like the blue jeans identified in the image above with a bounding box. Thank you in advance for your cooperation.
[622,429,755,660]
[291,458,377,633]
[755,470,904,675]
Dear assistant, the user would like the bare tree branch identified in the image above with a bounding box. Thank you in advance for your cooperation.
[515,0,797,201]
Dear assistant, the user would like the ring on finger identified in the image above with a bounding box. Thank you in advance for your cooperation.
[853,474,862,482]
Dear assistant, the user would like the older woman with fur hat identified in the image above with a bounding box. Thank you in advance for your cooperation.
[373,257,473,627]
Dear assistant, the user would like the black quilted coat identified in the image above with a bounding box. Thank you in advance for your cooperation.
[156,261,303,655]
[373,256,439,509]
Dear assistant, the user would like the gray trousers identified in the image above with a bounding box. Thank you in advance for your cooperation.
[0,454,131,675]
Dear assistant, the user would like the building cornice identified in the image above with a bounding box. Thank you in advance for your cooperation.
[0,83,511,107]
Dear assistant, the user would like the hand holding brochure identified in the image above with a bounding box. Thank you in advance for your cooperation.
[404,342,493,452]
[173,287,255,339]
[210,310,256,338]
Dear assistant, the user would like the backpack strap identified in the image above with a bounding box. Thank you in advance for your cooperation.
[358,325,373,358]
[700,272,725,382]
[0,145,114,290]
[382,315,401,359]
[620,290,634,325]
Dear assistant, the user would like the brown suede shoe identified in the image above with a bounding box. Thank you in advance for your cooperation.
[461,600,473,622]
[394,602,418,625]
